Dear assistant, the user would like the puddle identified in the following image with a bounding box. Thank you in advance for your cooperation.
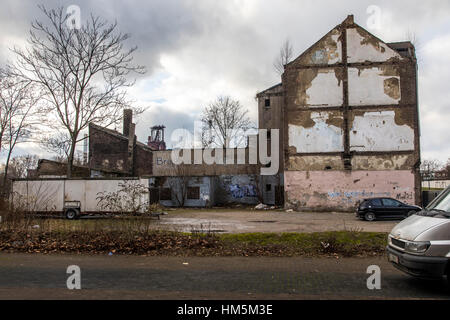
[157,217,254,233]
[190,229,227,234]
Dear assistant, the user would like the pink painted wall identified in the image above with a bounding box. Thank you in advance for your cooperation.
[284,170,415,211]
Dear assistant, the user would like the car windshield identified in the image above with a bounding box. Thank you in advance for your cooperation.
[419,187,450,218]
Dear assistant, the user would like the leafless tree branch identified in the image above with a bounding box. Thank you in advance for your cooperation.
[200,96,253,148]
[8,5,146,177]
[274,39,293,75]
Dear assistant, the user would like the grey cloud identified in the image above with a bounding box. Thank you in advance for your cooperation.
[0,0,449,162]
[134,105,199,149]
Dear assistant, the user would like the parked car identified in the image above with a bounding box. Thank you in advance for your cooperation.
[386,186,450,283]
[355,198,421,221]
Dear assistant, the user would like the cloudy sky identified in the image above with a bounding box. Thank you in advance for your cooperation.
[1,0,449,164]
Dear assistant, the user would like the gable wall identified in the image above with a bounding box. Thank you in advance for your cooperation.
[282,17,420,211]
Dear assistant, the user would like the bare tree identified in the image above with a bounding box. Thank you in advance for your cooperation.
[420,159,443,181]
[405,30,422,52]
[40,131,72,160]
[443,158,450,179]
[0,72,41,189]
[8,154,39,179]
[9,6,145,177]
[168,164,192,207]
[200,96,253,148]
[274,39,294,75]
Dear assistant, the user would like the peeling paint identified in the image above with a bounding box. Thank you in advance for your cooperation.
[282,17,420,210]
[348,67,401,105]
[352,154,415,170]
[383,77,400,100]
[288,155,344,171]
[294,28,342,65]
[289,112,344,153]
[305,70,343,107]
[349,111,414,152]
[346,28,402,63]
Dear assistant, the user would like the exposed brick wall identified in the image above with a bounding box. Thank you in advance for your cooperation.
[89,124,130,174]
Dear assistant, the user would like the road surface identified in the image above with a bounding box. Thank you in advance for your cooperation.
[0,253,448,299]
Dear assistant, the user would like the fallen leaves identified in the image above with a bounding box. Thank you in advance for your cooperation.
[0,229,386,257]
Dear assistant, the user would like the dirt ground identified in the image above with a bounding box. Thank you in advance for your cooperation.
[149,208,399,233]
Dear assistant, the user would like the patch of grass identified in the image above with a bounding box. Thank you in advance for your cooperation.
[219,231,385,245]
[422,187,445,191]
[219,231,388,257]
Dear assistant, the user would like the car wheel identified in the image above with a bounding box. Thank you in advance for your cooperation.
[65,209,79,220]
[364,212,376,221]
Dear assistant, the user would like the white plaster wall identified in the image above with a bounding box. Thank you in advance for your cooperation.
[350,111,414,152]
[306,70,343,107]
[309,33,342,65]
[346,28,401,63]
[288,112,344,153]
[348,67,401,105]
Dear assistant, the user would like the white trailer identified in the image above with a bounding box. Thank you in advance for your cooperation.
[11,178,150,219]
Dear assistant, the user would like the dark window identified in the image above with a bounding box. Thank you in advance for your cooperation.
[381,198,401,207]
[160,188,172,201]
[370,199,382,206]
[267,130,271,140]
[265,184,272,192]
[264,99,270,108]
[187,187,200,200]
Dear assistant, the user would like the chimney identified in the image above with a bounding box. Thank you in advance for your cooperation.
[123,109,133,136]
[83,133,88,165]
[342,14,354,26]
[127,123,136,175]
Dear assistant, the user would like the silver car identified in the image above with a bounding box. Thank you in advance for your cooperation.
[387,186,450,281]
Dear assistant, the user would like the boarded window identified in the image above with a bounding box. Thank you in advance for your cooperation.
[160,188,172,200]
[187,187,200,200]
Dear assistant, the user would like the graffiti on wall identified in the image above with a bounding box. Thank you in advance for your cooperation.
[327,190,414,205]
[328,190,391,205]
[229,184,257,199]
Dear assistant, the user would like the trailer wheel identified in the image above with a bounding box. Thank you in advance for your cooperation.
[65,209,79,220]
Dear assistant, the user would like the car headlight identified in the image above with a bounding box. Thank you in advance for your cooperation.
[404,241,430,254]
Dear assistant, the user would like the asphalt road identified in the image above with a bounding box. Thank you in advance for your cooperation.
[0,253,448,300]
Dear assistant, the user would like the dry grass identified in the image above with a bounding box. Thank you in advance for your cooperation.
[0,201,387,257]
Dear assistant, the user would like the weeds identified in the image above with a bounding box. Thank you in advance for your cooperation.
[0,200,387,257]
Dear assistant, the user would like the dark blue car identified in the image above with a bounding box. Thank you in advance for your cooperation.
[356,198,422,221]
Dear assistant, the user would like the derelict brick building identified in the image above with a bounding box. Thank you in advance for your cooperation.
[35,14,421,211]
[257,15,421,211]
